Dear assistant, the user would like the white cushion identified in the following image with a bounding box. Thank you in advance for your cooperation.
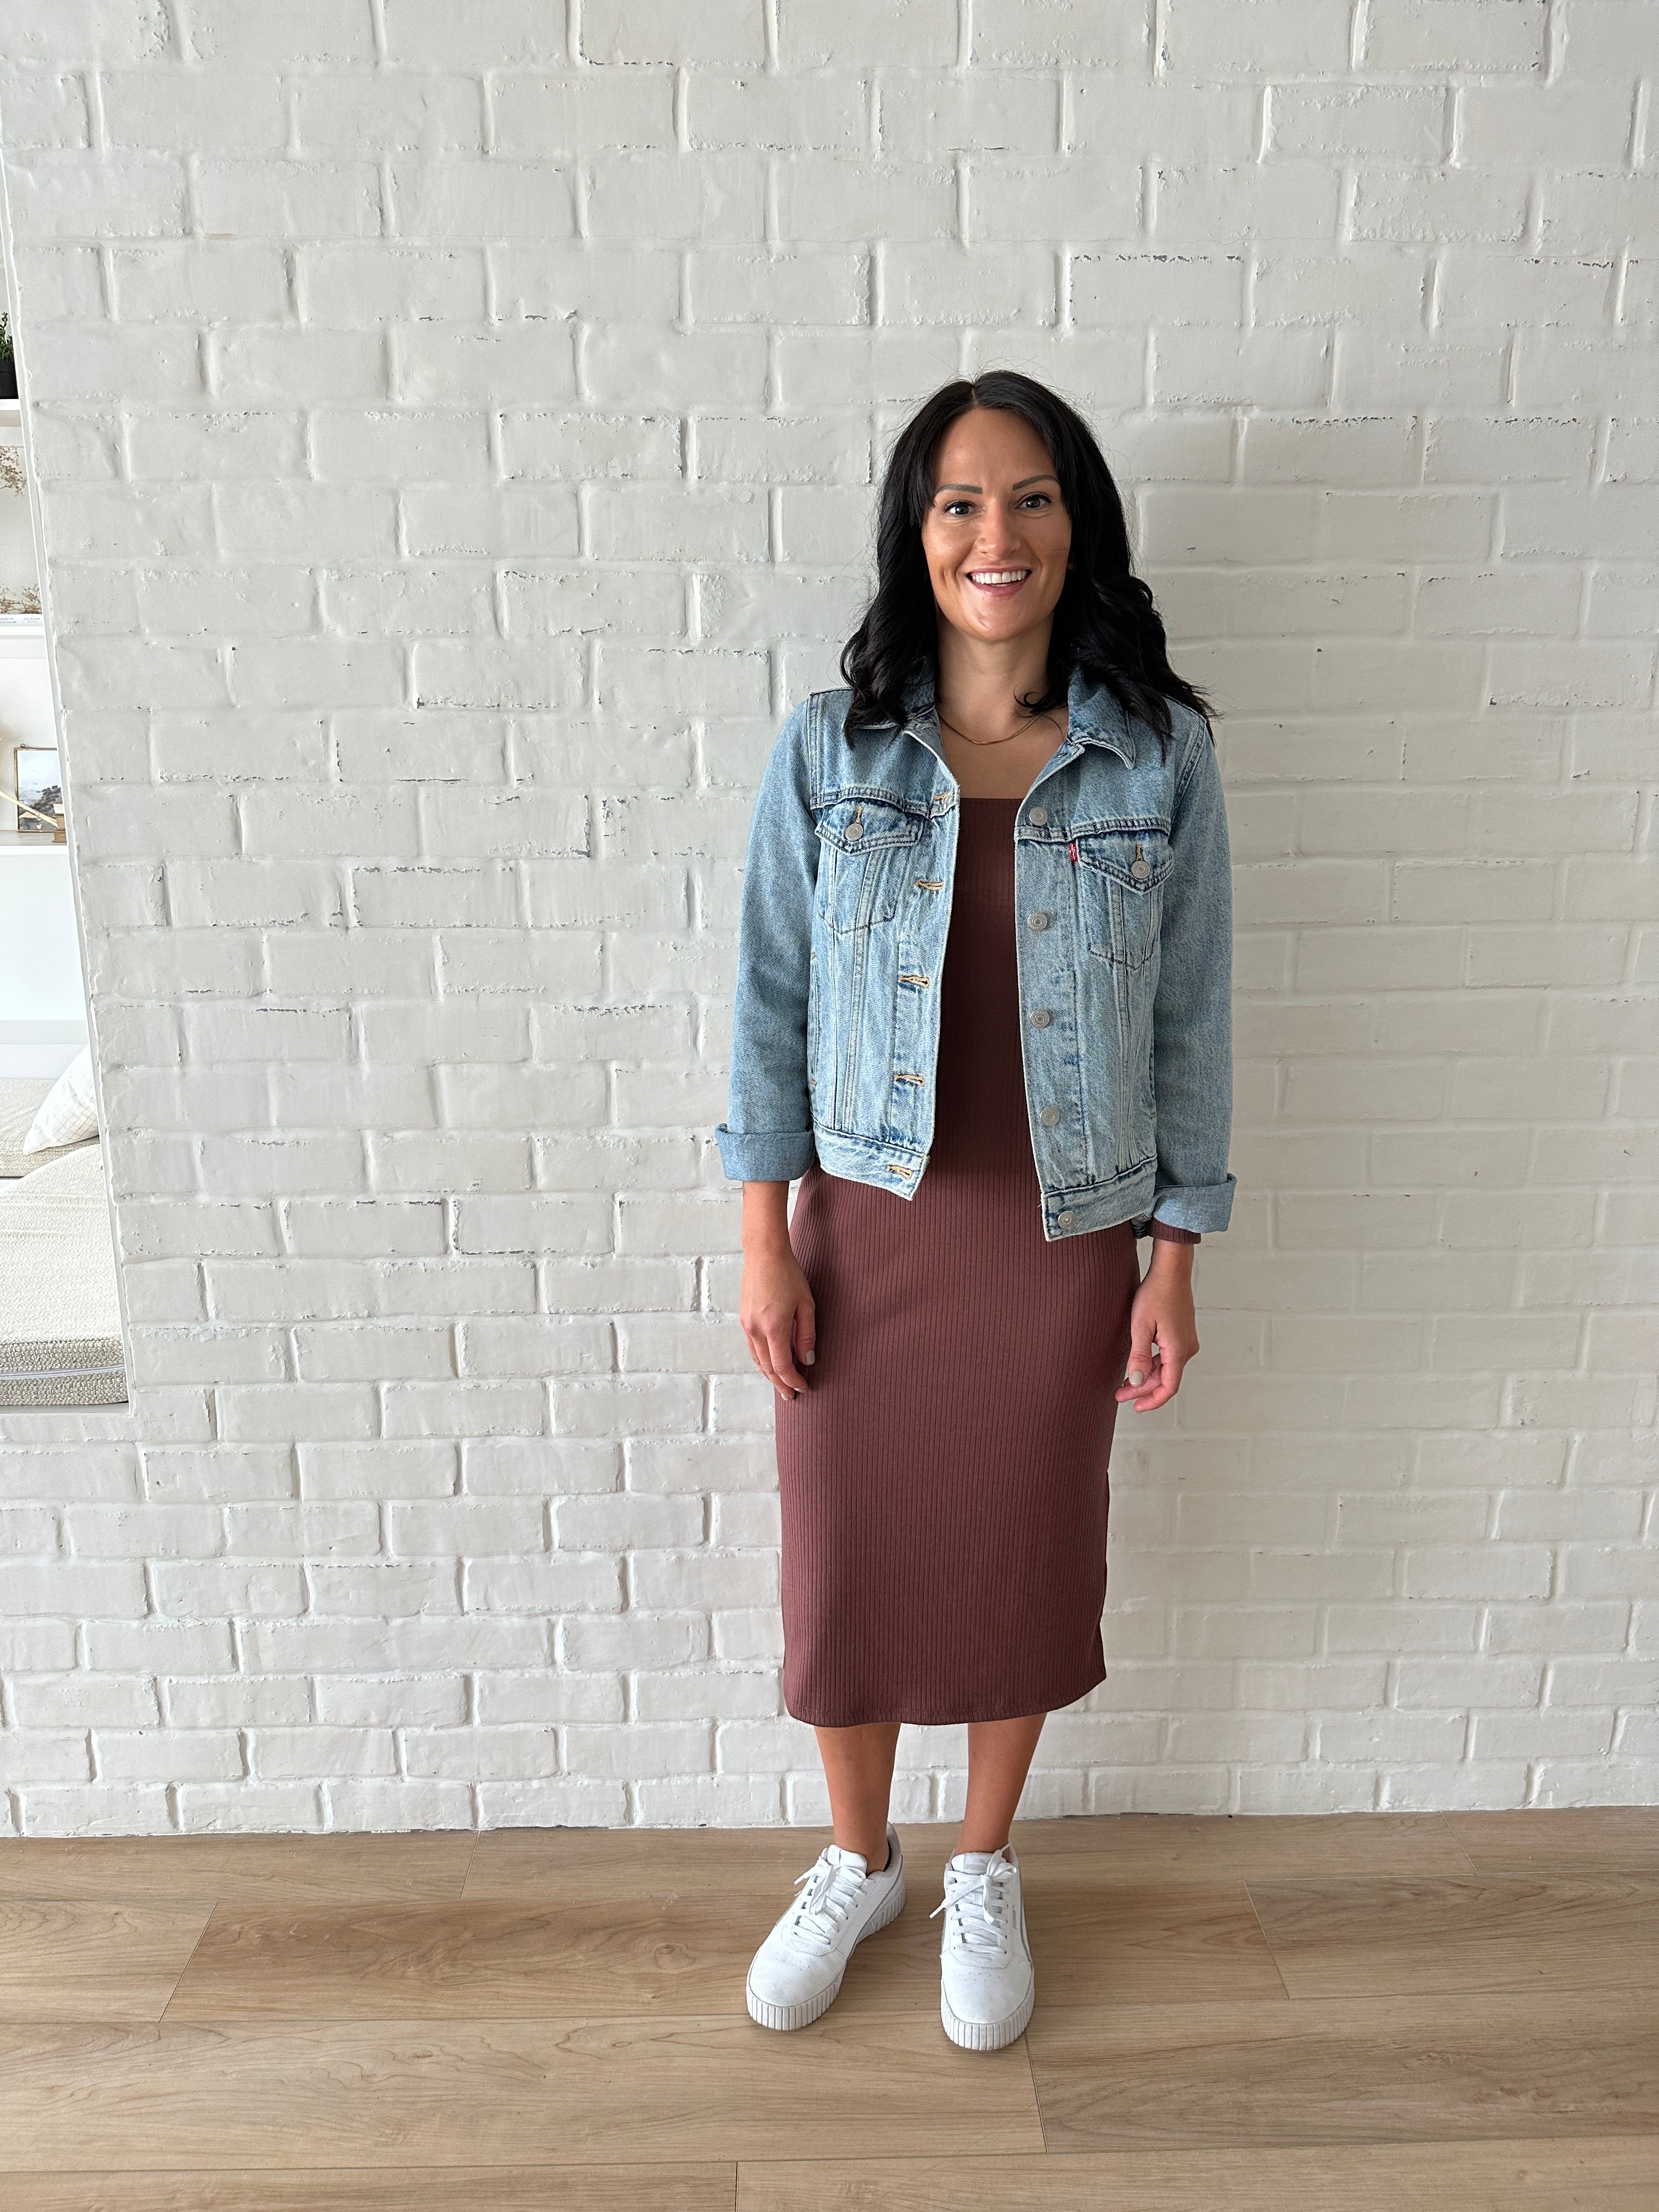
[0,1141,126,1407]
[23,1046,99,1153]
[0,1078,84,1178]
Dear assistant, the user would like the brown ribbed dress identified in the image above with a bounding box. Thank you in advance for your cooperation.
[775,795,1163,1728]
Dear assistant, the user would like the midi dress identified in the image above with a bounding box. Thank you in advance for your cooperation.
[775,794,1198,1728]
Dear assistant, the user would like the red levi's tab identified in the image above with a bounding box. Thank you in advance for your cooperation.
[1068,838,1077,862]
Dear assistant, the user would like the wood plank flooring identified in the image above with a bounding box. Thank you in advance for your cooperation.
[1,1809,1655,2210]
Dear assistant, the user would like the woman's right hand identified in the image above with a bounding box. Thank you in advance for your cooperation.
[740,1235,816,1401]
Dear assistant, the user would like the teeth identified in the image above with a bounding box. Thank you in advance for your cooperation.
[968,569,1029,584]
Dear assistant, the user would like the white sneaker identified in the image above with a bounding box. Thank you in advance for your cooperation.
[745,1822,906,2030]
[931,1843,1035,2051]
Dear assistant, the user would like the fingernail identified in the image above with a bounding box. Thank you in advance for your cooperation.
[1127,1369,1145,1387]
[802,1350,815,1364]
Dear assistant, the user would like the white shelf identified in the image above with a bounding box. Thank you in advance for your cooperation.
[0,617,47,659]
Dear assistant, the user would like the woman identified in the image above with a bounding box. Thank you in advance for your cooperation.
[715,370,1236,2051]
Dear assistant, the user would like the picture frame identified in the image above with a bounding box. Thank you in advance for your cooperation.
[13,744,64,840]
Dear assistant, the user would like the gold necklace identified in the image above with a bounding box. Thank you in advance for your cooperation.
[937,706,1062,750]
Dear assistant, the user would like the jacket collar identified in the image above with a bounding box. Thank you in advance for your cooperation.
[898,656,1136,766]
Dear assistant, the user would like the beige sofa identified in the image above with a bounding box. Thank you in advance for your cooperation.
[0,1076,126,1407]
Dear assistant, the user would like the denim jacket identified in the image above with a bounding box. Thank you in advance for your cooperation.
[715,658,1237,1243]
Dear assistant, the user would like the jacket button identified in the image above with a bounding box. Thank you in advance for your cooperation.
[1039,1105,1060,1126]
[1028,805,1047,826]
[1057,1209,1074,1226]
[1029,1007,1052,1028]
[1026,910,1049,930]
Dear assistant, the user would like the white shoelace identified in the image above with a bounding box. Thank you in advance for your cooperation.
[930,1852,1016,1956]
[787,1852,870,1950]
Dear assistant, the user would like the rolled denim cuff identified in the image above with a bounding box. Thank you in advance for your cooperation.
[1133,1170,1237,1238]
[715,1123,817,1183]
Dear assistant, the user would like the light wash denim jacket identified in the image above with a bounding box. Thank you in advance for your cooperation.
[716,658,1237,1242]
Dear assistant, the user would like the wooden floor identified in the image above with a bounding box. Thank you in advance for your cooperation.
[2,1809,1656,2209]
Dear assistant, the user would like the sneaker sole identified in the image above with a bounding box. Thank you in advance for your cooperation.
[745,1870,907,2032]
[940,1974,1035,2052]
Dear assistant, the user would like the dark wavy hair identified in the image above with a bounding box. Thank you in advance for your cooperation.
[839,369,1214,755]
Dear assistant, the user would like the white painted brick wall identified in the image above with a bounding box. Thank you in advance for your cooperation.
[0,1,1653,1836]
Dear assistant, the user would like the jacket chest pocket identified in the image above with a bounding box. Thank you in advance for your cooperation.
[1074,827,1172,969]
[812,797,928,933]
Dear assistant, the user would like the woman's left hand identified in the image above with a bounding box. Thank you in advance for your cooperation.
[1115,1245,1199,1413]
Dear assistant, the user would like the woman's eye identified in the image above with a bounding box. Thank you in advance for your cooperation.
[939,494,1053,517]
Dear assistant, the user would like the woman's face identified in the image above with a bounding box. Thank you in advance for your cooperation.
[919,407,1073,648]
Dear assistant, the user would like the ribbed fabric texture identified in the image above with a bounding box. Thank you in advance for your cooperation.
[776,797,1143,1727]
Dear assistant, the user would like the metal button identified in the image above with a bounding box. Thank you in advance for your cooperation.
[1057,1209,1073,1226]
[1029,1007,1053,1028]
[1028,805,1048,826]
[1130,843,1149,879]
[846,819,862,843]
[1026,910,1049,930]
[1039,1105,1060,1126]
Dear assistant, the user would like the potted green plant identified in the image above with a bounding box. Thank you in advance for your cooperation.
[0,311,16,400]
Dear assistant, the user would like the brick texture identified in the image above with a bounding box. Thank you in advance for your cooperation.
[0,0,1652,1836]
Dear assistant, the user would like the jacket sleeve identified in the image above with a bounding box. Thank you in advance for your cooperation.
[715,695,820,1183]
[1133,710,1239,1237]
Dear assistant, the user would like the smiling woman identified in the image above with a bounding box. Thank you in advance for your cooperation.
[718,370,1236,2053]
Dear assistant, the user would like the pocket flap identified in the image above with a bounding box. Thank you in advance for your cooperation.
[811,795,928,853]
[1073,826,1172,890]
